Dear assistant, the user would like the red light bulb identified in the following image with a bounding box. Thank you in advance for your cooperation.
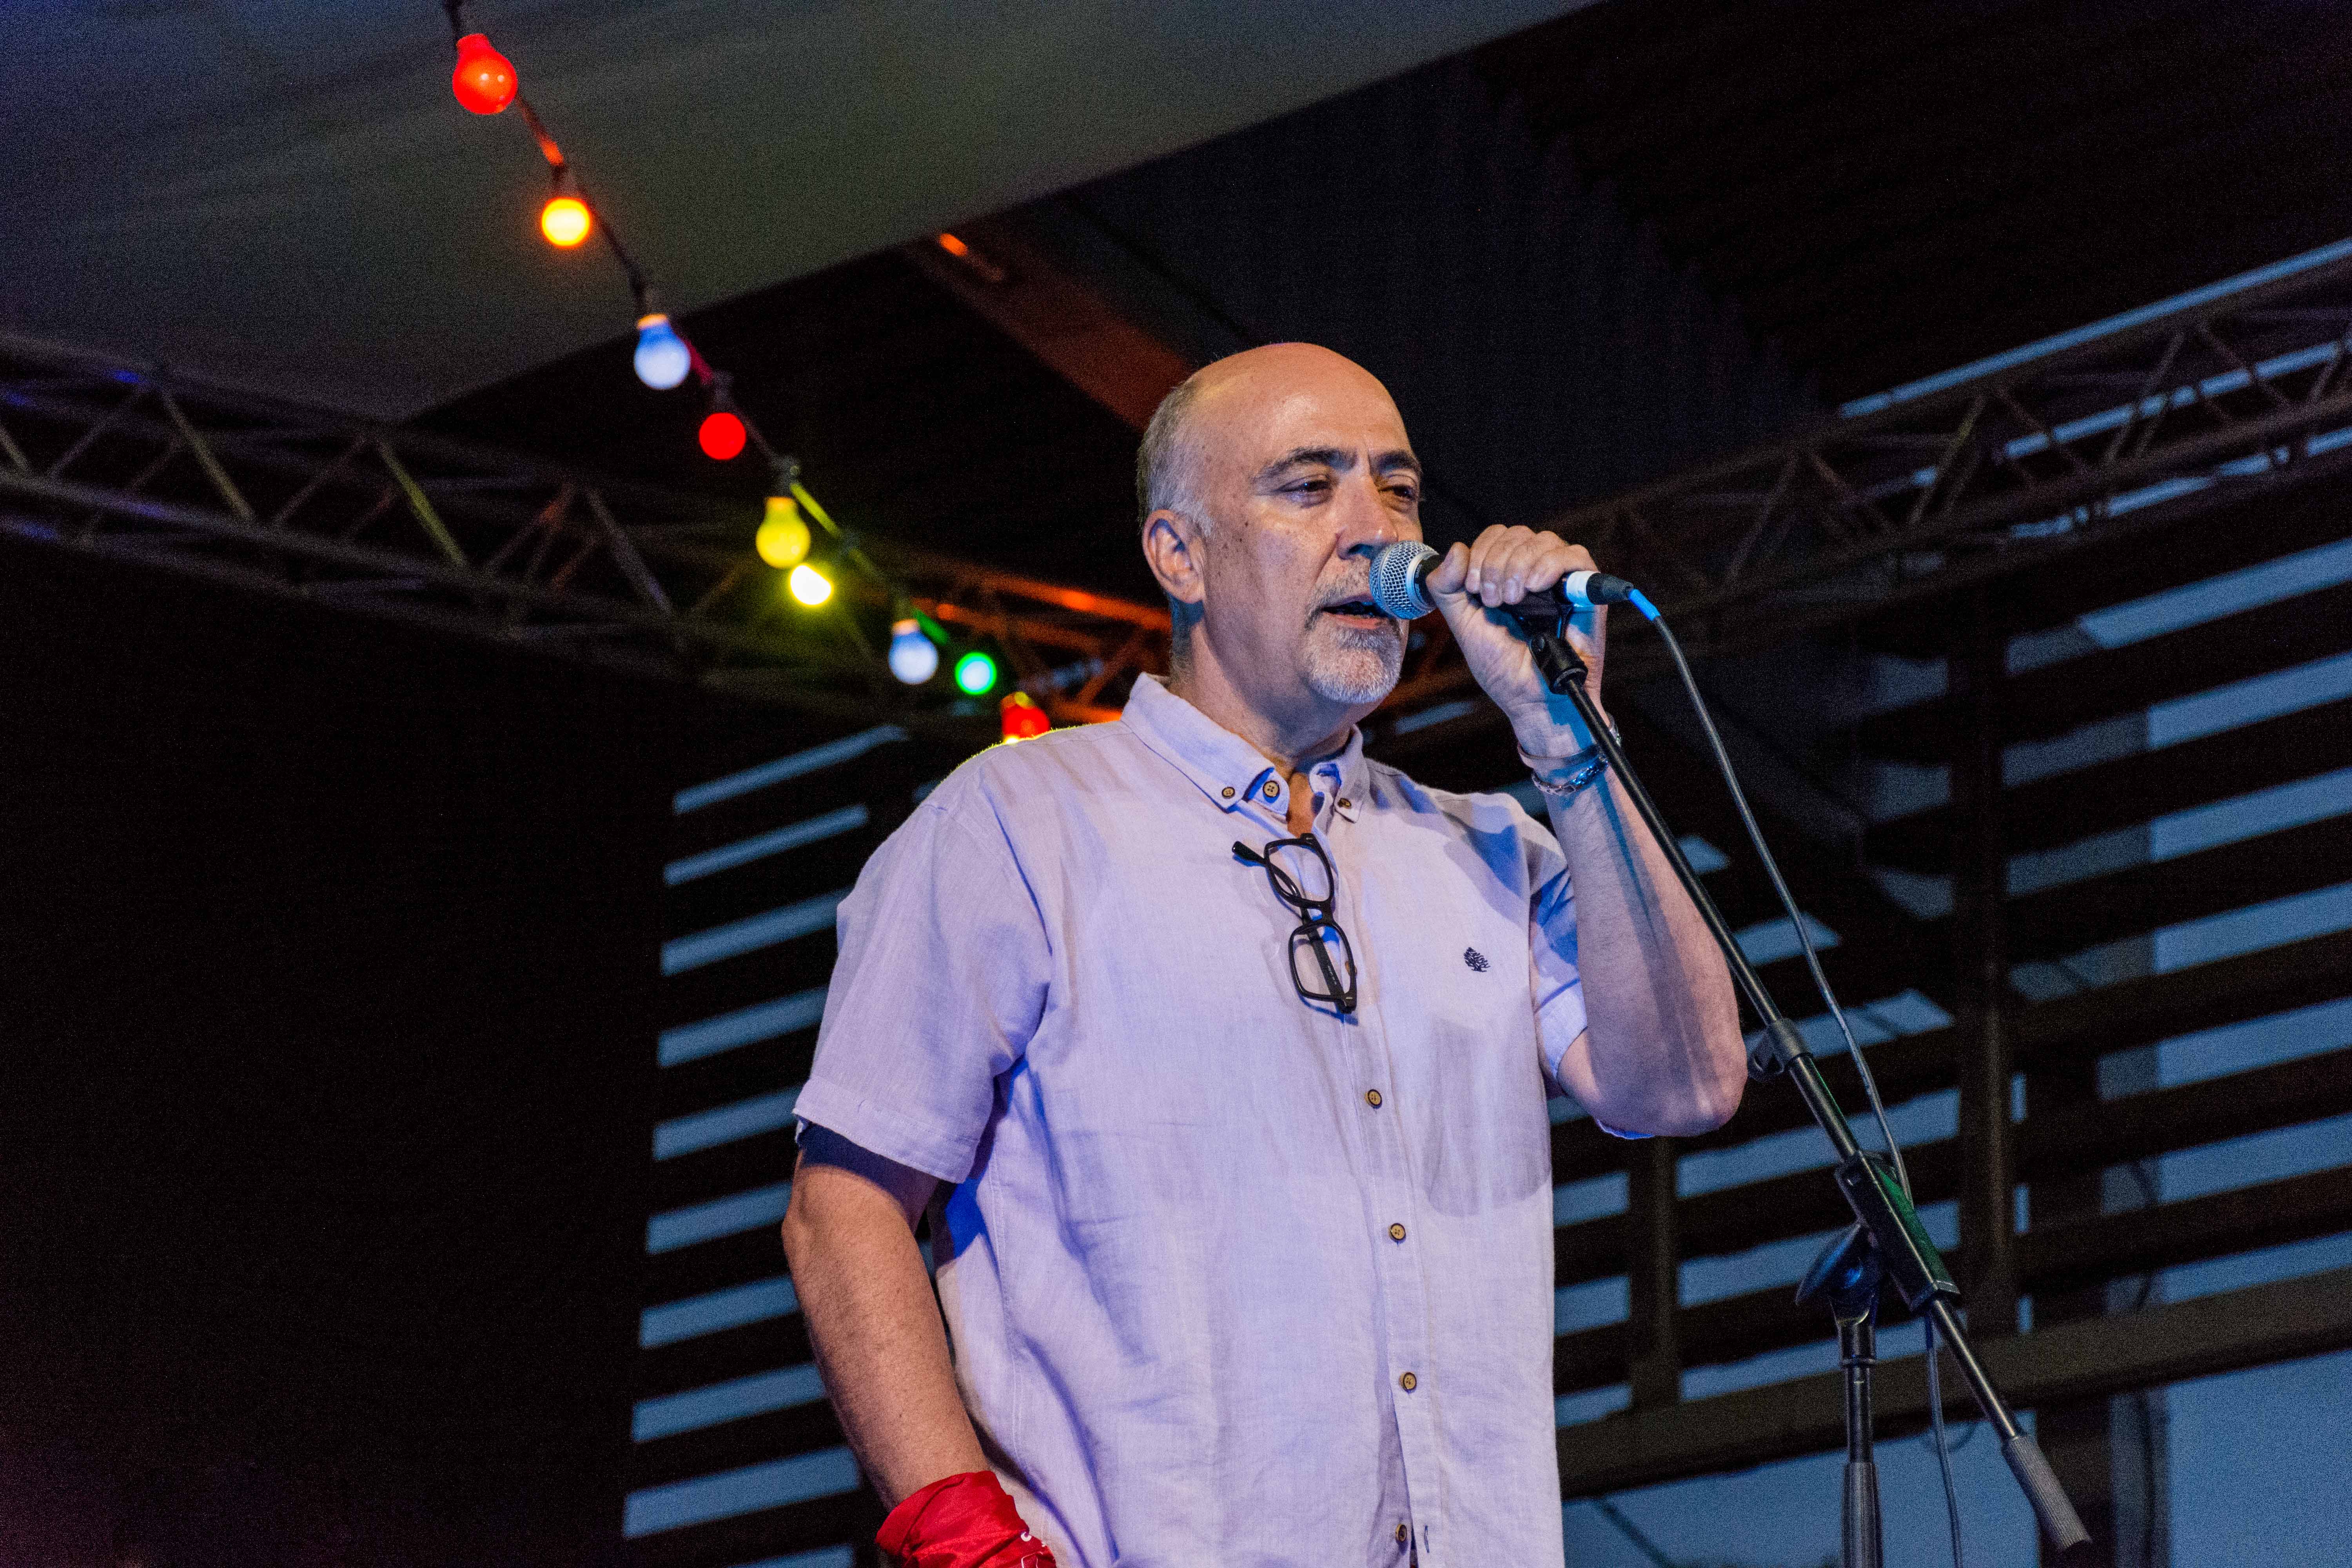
[452,34,518,116]
[698,411,748,461]
[1000,691,1051,742]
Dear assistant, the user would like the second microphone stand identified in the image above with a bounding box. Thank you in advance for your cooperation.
[1797,1223,1886,1568]
[1514,615,2088,1563]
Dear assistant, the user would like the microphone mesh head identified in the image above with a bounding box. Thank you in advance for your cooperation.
[1369,540,1438,620]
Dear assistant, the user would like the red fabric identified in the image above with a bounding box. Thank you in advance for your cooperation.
[877,1470,1055,1568]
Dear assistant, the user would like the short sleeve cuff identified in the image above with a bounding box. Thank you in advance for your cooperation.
[793,1079,980,1187]
[1540,985,1649,1139]
[1535,983,1590,1089]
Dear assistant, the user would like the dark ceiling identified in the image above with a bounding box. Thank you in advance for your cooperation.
[1476,0,2352,404]
[0,0,1585,417]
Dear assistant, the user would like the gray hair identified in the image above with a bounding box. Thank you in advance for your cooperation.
[1135,370,1210,535]
[1135,370,1214,670]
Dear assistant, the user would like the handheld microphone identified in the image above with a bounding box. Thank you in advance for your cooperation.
[1367,539,1646,621]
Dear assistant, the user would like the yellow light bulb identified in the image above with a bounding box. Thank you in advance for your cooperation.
[756,497,811,568]
[539,196,592,247]
[788,563,833,606]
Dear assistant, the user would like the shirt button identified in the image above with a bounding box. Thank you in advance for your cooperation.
[1395,1523,1410,1545]
[1365,1089,1383,1108]
[1338,797,1352,810]
[1221,786,1235,800]
[1388,1222,1407,1242]
[1263,780,1279,799]
[1399,1371,1417,1392]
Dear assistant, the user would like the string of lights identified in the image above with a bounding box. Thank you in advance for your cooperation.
[442,4,1043,731]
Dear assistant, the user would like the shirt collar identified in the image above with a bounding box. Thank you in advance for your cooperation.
[1120,675,1370,824]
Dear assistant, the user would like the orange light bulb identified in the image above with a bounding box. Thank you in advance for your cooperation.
[451,34,518,116]
[539,196,592,247]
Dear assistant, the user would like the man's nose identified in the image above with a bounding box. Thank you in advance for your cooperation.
[1332,470,1393,557]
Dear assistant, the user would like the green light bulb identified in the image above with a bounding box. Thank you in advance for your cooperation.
[954,650,998,696]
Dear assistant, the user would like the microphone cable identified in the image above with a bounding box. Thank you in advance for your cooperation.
[1619,590,1968,1568]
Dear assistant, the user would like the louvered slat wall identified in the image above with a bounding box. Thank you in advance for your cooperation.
[629,722,959,1568]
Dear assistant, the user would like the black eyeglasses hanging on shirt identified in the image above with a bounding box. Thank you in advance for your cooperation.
[1233,832,1358,1015]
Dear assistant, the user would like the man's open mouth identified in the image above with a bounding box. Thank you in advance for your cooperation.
[1318,598,1389,628]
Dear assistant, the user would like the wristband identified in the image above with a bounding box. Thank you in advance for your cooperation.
[877,1470,1055,1568]
[1526,750,1606,802]
[1521,715,1619,803]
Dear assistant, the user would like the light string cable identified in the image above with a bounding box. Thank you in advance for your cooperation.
[1619,590,1967,1568]
[441,2,648,302]
[439,2,911,641]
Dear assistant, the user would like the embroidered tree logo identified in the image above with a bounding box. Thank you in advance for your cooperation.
[1463,947,1490,973]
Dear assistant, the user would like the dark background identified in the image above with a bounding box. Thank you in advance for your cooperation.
[0,537,784,1565]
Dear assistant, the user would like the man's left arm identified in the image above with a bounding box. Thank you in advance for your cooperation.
[1540,767,1745,1136]
[1426,525,1746,1136]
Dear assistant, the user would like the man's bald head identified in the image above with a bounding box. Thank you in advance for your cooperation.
[1134,345,1421,718]
[1135,344,1400,536]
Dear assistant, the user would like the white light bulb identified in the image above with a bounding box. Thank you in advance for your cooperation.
[888,618,940,685]
[632,314,691,391]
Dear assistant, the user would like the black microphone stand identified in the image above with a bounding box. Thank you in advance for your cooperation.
[1513,614,2089,1560]
[1797,1223,1886,1568]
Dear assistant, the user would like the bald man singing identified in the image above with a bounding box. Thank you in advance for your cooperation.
[782,345,1745,1568]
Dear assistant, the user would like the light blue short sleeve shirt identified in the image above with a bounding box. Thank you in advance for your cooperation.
[796,675,1586,1568]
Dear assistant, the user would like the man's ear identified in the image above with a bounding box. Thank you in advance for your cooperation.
[1142,509,1207,610]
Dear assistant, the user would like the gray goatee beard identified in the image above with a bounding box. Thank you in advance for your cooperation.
[1301,625,1405,706]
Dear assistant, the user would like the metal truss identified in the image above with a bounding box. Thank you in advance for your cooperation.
[29,230,2350,740]
[0,332,1169,728]
[1596,244,2352,640]
[1378,243,2352,728]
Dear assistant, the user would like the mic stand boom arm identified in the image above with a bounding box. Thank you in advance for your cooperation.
[1514,616,2089,1556]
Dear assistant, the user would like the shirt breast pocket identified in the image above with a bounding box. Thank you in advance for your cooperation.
[1364,849,1553,1216]
[1371,847,1535,1037]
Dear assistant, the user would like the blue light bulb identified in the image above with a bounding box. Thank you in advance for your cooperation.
[888,618,940,686]
[633,314,691,391]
